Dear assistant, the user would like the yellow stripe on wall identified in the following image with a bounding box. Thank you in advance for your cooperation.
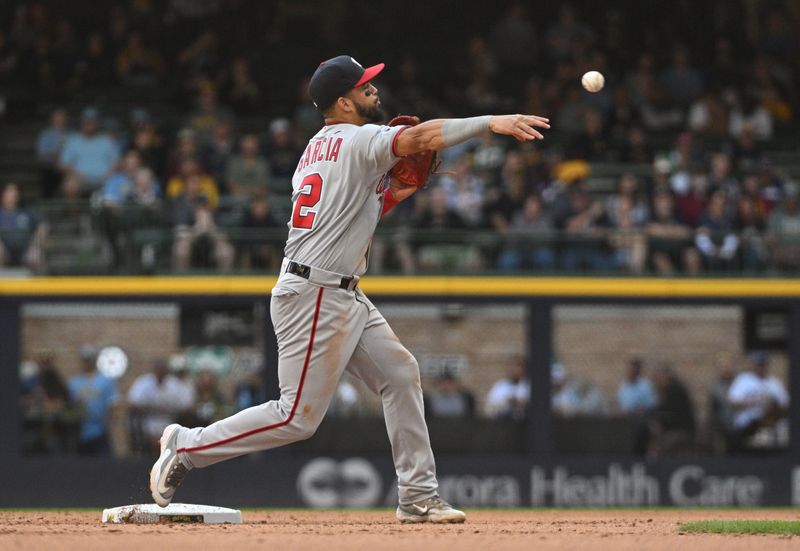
[0,276,799,297]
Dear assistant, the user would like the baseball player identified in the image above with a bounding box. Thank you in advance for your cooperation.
[150,55,550,523]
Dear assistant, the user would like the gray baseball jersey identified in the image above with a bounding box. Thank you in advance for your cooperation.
[174,121,440,506]
[285,123,405,276]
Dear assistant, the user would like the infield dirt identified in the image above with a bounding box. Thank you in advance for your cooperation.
[1,509,798,550]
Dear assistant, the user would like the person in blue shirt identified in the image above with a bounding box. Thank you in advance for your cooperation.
[59,107,120,195]
[101,149,142,205]
[0,182,45,270]
[36,108,70,198]
[67,345,119,455]
[617,357,657,414]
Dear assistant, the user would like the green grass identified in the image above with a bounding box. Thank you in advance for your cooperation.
[680,520,800,535]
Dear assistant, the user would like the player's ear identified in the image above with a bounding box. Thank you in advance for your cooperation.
[337,96,353,113]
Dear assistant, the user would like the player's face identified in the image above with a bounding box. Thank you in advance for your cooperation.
[350,82,384,124]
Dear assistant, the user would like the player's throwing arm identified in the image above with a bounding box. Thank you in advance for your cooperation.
[394,114,551,157]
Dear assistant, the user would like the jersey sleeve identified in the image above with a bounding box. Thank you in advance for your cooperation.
[350,123,407,175]
[727,374,750,403]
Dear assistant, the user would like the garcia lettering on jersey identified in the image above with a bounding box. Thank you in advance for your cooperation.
[285,123,405,277]
[295,136,343,173]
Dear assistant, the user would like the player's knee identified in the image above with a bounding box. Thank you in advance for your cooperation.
[291,421,318,441]
[387,355,422,390]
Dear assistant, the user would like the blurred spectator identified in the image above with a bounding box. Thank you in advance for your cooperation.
[485,357,529,420]
[673,168,709,228]
[130,113,166,175]
[766,187,800,271]
[619,126,653,163]
[171,191,235,272]
[265,118,302,184]
[167,128,201,178]
[485,150,530,233]
[0,30,19,83]
[130,167,162,208]
[222,57,262,115]
[707,152,738,197]
[737,194,768,271]
[731,125,763,172]
[67,345,118,455]
[606,173,649,227]
[59,107,120,194]
[726,351,789,451]
[101,149,142,206]
[660,45,704,107]
[694,190,740,271]
[237,193,282,270]
[551,363,581,416]
[544,4,593,63]
[425,371,475,419]
[555,84,588,137]
[646,191,699,275]
[103,115,128,153]
[729,91,773,141]
[497,194,556,271]
[639,86,683,132]
[607,195,647,273]
[554,182,611,272]
[572,378,611,416]
[437,157,486,227]
[472,133,507,180]
[127,358,195,454]
[75,31,116,87]
[688,88,728,137]
[52,20,80,89]
[177,31,222,87]
[115,31,165,88]
[293,77,323,141]
[617,357,657,414]
[647,364,696,455]
[0,183,45,271]
[568,109,612,161]
[20,354,78,455]
[414,186,481,272]
[202,121,236,188]
[187,88,233,147]
[226,134,270,198]
[100,155,163,269]
[166,158,219,209]
[708,351,736,452]
[191,368,229,425]
[36,108,70,198]
[234,369,267,411]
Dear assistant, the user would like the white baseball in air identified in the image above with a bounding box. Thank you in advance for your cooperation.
[581,70,605,93]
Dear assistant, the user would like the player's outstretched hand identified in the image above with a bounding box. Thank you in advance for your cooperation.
[489,114,550,142]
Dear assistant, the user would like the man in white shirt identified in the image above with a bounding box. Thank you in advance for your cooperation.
[128,359,195,453]
[486,357,530,420]
[727,351,789,451]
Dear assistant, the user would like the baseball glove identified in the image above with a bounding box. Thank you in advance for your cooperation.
[387,115,439,188]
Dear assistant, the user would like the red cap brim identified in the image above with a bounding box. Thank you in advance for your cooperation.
[354,63,385,88]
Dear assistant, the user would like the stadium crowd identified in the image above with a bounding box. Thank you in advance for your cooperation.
[21,341,787,457]
[0,0,799,275]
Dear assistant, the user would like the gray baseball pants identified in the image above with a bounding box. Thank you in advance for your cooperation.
[175,270,438,505]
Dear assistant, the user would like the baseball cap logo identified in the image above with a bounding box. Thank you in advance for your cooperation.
[350,57,363,70]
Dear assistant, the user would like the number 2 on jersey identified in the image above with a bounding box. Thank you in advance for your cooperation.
[292,173,323,229]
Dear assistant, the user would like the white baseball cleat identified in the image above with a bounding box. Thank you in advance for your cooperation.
[149,423,190,508]
[396,495,466,524]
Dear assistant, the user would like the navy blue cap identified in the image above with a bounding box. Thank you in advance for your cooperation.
[308,55,385,111]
